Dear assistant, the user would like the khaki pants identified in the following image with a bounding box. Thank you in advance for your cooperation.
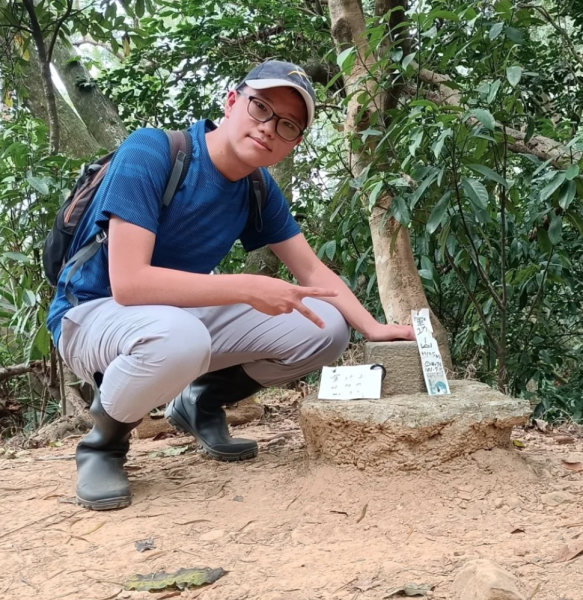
[58,297,350,422]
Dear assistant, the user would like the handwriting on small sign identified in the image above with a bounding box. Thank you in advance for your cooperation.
[412,308,450,396]
[318,365,383,401]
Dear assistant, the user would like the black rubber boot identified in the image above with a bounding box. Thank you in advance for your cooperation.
[165,365,262,461]
[76,389,141,511]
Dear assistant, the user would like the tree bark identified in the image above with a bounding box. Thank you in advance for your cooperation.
[51,39,127,151]
[22,47,101,158]
[328,0,452,368]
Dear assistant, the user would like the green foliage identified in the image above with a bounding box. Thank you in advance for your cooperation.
[0,115,82,427]
[328,0,583,417]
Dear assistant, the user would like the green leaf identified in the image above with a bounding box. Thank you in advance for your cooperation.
[565,164,579,180]
[558,181,576,210]
[368,181,383,207]
[391,196,410,226]
[426,191,452,234]
[325,240,337,261]
[505,27,523,44]
[467,164,508,188]
[409,129,424,156]
[22,290,36,307]
[489,23,504,40]
[2,252,31,264]
[470,109,496,131]
[548,214,562,245]
[539,173,566,201]
[487,80,502,104]
[26,174,49,195]
[402,53,416,69]
[337,47,355,70]
[429,9,459,22]
[524,117,535,143]
[432,128,452,159]
[461,178,489,210]
[135,0,145,18]
[506,66,522,87]
[565,212,583,236]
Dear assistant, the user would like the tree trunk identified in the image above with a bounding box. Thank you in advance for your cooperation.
[51,39,127,151]
[21,47,101,158]
[328,0,452,369]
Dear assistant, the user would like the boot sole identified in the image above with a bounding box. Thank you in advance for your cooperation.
[166,415,258,462]
[76,495,132,511]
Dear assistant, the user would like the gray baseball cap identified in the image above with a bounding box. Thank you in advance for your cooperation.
[238,60,316,128]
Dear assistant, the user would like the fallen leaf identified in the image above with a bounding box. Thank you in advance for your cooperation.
[81,521,105,536]
[148,445,192,459]
[352,576,380,592]
[124,566,226,591]
[135,536,156,552]
[513,439,526,449]
[554,436,575,445]
[356,502,368,524]
[562,461,583,472]
[384,582,435,597]
[510,527,525,534]
[553,540,583,563]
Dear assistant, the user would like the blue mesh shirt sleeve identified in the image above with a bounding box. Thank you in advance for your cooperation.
[95,128,171,234]
[239,169,301,252]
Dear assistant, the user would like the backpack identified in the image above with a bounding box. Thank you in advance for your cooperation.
[43,130,267,306]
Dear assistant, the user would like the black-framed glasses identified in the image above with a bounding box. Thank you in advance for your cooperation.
[237,90,304,142]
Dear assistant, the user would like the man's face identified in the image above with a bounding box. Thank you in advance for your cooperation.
[224,85,307,168]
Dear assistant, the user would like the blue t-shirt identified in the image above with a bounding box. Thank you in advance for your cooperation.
[46,120,300,344]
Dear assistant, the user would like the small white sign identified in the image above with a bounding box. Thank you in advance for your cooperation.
[412,308,451,396]
[318,365,383,400]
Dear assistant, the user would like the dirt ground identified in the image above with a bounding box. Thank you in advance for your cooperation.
[1,392,582,600]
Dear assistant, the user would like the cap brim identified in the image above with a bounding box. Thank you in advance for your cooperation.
[245,78,314,128]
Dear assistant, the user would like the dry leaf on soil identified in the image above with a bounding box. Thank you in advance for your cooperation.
[135,536,156,552]
[553,540,583,563]
[384,582,434,597]
[562,461,583,472]
[124,566,225,591]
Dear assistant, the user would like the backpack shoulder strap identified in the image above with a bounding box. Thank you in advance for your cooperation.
[247,167,267,232]
[163,130,192,207]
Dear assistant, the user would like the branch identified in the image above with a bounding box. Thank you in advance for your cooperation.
[22,0,60,153]
[73,38,123,61]
[413,62,577,167]
[46,0,74,61]
[519,3,583,69]
[0,361,43,383]
[444,249,500,353]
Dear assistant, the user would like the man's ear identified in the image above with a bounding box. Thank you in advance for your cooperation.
[224,89,238,118]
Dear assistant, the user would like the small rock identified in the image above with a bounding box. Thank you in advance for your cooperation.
[199,529,226,541]
[541,491,574,507]
[565,452,583,464]
[452,559,525,600]
[506,497,521,509]
[494,498,504,509]
[513,548,527,557]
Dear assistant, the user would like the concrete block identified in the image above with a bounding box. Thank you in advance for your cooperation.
[299,380,531,472]
[364,341,426,396]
